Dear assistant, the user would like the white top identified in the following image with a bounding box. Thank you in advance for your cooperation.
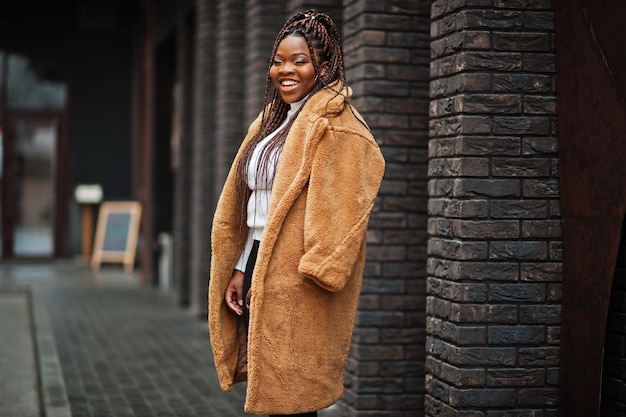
[235,98,306,272]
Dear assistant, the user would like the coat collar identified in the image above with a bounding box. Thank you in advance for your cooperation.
[303,81,351,118]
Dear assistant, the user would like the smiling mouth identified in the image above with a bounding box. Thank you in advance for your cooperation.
[280,80,299,89]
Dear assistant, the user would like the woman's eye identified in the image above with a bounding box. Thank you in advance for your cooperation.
[272,60,282,66]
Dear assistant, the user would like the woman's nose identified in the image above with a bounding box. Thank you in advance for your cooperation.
[279,62,294,73]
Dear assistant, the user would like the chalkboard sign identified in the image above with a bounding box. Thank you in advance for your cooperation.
[91,201,142,272]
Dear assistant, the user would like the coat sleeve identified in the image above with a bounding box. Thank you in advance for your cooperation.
[297,123,385,292]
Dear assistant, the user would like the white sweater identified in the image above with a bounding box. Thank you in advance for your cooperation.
[234,98,305,272]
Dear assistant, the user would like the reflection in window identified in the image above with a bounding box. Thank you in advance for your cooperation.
[7,54,66,110]
[0,51,66,257]
[14,119,57,256]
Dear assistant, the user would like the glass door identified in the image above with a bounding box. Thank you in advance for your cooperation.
[13,117,57,256]
[0,52,69,258]
[1,116,59,257]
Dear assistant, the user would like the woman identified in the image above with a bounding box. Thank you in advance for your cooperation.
[208,9,385,416]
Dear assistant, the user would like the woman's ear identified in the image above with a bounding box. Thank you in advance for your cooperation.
[320,61,329,77]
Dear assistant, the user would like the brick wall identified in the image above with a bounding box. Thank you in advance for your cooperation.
[214,0,246,190]
[342,1,431,416]
[173,8,194,307]
[426,1,560,415]
[602,222,626,416]
[189,0,217,316]
[244,0,286,125]
[287,0,343,24]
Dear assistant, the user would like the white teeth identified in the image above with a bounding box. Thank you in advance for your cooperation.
[282,80,298,86]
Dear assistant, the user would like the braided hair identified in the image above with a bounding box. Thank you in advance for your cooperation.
[233,9,348,233]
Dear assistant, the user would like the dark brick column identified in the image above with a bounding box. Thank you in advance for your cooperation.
[342,1,431,416]
[427,1,560,416]
[287,0,343,22]
[189,0,216,316]
[244,0,286,124]
[172,8,194,306]
[214,0,246,190]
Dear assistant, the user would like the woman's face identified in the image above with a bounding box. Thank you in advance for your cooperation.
[270,34,324,104]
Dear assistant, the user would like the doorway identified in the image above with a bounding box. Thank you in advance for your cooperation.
[1,113,68,258]
[0,52,70,259]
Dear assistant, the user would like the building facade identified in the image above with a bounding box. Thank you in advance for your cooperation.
[3,0,626,416]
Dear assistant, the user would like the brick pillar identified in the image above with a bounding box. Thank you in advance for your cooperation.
[172,8,194,306]
[342,1,431,416]
[287,0,343,22]
[214,0,246,190]
[244,0,286,124]
[190,0,216,316]
[427,2,560,416]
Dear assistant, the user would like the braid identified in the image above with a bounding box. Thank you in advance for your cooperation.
[233,9,347,233]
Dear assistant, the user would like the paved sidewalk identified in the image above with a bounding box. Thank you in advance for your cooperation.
[0,261,248,417]
[0,261,340,417]
[0,289,39,417]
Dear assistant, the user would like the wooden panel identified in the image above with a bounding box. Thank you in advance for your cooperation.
[556,1,626,416]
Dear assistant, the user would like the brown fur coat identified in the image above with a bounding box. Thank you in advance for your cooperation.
[208,84,385,415]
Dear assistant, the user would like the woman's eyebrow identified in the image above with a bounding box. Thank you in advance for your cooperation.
[274,52,310,58]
